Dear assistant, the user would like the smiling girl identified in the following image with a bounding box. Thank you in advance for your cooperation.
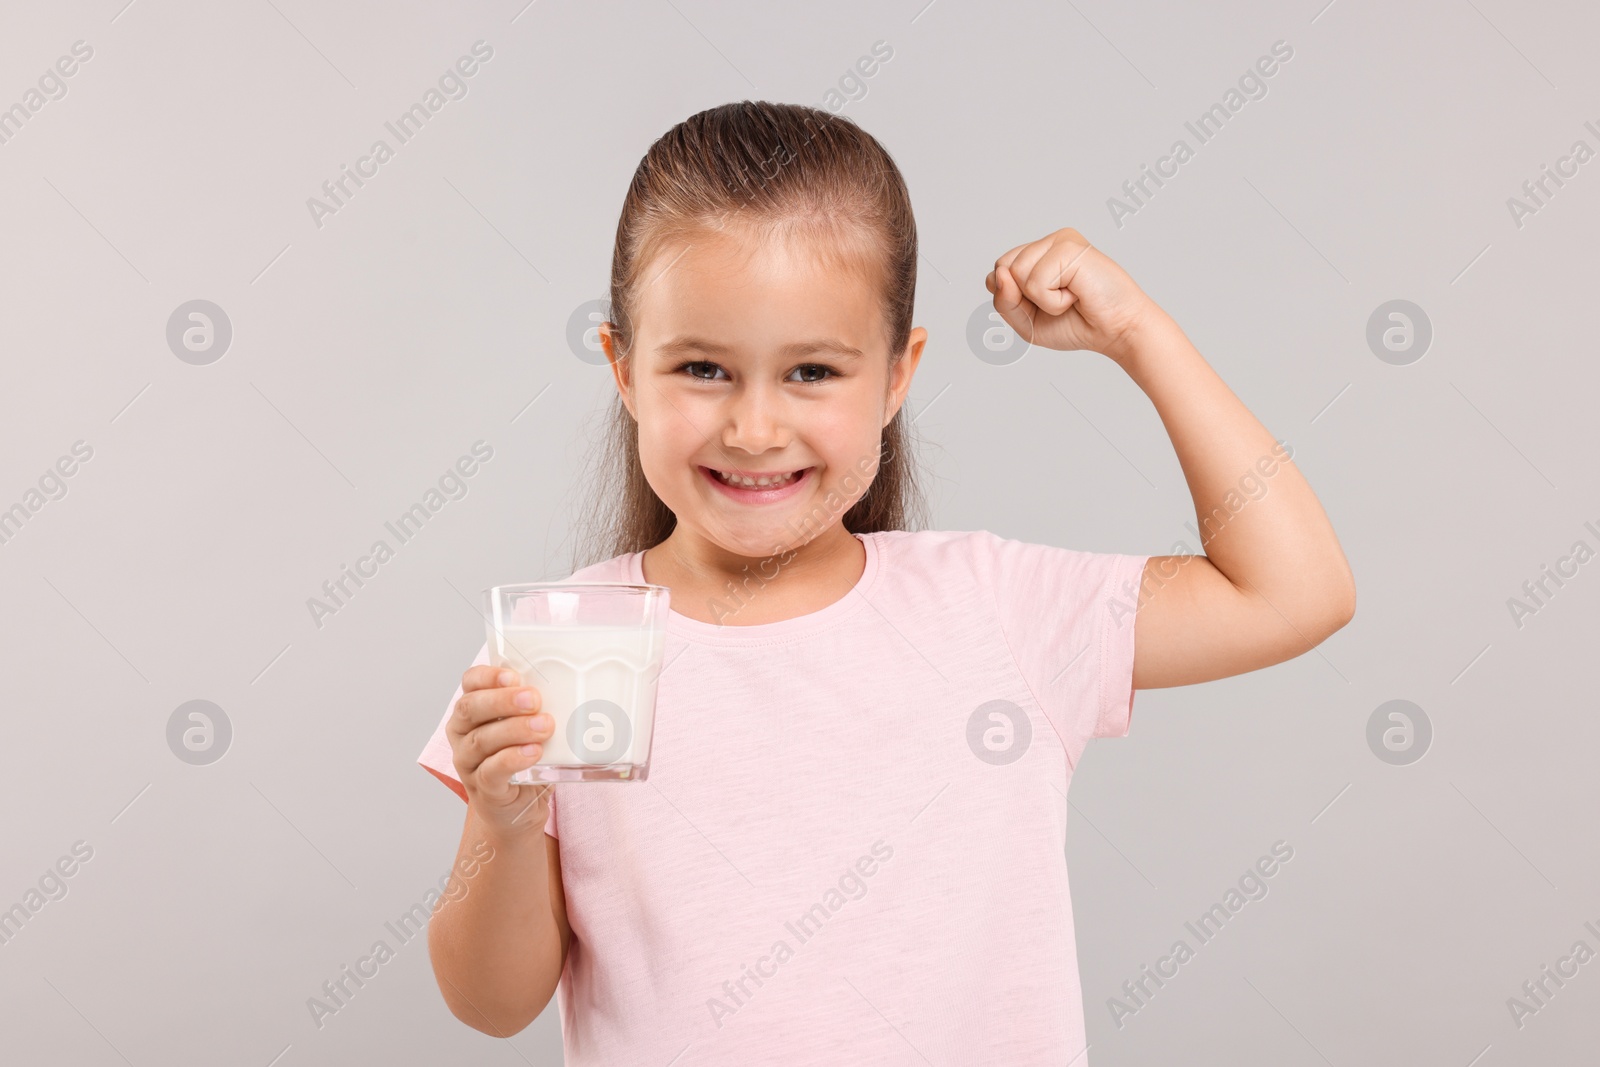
[416,100,1354,1064]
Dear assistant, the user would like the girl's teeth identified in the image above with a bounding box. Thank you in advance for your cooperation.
[716,469,798,488]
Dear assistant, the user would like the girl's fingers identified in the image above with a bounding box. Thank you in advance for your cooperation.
[1003,241,1056,310]
[462,665,519,693]
[457,713,553,776]
[449,683,542,739]
[475,743,544,803]
[993,266,1041,343]
[1022,237,1088,317]
[997,229,1094,319]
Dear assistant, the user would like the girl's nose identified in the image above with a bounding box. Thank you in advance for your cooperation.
[721,382,788,452]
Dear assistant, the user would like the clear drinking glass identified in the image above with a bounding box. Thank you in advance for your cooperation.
[484,581,670,783]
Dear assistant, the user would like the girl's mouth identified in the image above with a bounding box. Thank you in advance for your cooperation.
[700,465,813,504]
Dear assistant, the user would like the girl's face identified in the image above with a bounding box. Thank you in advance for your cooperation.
[606,227,925,562]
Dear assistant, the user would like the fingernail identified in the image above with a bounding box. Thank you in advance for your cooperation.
[513,690,535,709]
[498,670,517,687]
[520,743,538,754]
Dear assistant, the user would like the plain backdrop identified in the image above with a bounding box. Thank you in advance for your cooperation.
[1,0,1597,1063]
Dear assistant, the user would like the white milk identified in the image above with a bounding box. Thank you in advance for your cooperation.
[493,623,663,771]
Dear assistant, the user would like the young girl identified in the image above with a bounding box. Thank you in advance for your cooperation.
[416,100,1354,1063]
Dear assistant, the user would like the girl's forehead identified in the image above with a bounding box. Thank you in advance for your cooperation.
[629,222,890,350]
[636,276,882,351]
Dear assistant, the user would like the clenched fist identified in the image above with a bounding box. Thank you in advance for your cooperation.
[985,227,1160,365]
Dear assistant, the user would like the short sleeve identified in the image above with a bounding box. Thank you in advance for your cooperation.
[977,530,1148,770]
[417,641,559,840]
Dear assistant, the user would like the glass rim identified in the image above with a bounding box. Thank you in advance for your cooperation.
[483,581,668,597]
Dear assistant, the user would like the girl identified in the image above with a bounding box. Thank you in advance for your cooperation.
[416,100,1353,1064]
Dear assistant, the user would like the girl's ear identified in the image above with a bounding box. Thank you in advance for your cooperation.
[601,322,638,420]
[884,326,928,426]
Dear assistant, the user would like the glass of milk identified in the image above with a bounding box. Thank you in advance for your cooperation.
[484,581,670,783]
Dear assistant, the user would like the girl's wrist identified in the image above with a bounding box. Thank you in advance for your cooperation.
[475,794,554,849]
[1112,305,1185,382]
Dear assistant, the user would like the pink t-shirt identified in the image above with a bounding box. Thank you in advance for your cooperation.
[418,528,1148,1064]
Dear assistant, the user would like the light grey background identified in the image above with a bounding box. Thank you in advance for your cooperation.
[2,0,1596,1063]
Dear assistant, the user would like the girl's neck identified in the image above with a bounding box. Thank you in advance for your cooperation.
[640,525,866,627]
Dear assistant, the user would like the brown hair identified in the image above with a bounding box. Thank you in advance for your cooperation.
[567,100,933,571]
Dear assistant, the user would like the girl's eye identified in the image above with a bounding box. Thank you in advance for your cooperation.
[789,363,836,384]
[673,361,839,384]
[678,361,727,382]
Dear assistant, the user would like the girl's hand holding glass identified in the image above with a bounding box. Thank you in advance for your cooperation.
[445,666,553,839]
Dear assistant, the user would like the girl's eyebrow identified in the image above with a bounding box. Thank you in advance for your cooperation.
[657,336,864,360]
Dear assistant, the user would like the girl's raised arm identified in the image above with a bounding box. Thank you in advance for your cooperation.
[987,227,1356,689]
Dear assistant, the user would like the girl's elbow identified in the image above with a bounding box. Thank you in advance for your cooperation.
[440,983,541,1037]
[1319,574,1357,640]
